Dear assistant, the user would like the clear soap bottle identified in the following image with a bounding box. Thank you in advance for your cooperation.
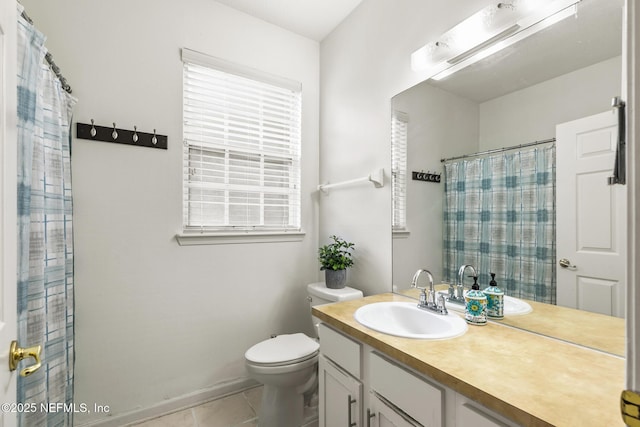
[483,272,504,319]
[464,276,487,325]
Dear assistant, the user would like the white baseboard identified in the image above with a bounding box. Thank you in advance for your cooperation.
[74,378,260,427]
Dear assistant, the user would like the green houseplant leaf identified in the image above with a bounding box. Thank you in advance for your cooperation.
[318,235,355,271]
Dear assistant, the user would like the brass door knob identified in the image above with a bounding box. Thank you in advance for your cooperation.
[9,341,42,377]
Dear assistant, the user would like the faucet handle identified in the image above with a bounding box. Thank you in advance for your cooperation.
[447,283,455,298]
[418,288,428,307]
[427,288,436,306]
[437,294,448,315]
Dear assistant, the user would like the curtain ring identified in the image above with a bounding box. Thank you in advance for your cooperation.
[133,126,139,143]
[151,129,158,145]
[112,123,118,140]
[90,119,97,137]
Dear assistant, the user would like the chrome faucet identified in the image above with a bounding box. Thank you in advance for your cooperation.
[411,269,448,315]
[454,264,477,302]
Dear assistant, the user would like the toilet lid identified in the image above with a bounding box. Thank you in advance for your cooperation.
[245,333,320,364]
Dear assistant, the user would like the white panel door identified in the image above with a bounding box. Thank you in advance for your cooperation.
[556,111,626,317]
[318,355,362,427]
[0,0,18,425]
[369,393,423,427]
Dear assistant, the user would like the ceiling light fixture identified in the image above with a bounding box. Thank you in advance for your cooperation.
[411,0,582,79]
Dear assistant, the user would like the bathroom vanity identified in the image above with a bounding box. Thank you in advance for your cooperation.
[313,293,624,427]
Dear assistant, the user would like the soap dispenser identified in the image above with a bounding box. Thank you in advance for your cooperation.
[464,276,487,326]
[483,272,504,319]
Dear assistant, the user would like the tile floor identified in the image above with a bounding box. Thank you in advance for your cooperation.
[129,386,319,427]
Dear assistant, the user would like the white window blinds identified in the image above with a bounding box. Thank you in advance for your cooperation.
[392,111,408,231]
[182,49,302,232]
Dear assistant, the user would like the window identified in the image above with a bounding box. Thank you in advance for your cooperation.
[391,111,408,231]
[181,49,302,235]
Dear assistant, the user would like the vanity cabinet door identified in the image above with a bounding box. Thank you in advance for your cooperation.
[369,352,443,427]
[319,354,362,427]
[455,395,517,427]
[456,403,508,427]
[369,393,423,427]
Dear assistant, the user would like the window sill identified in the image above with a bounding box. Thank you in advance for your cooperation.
[175,230,306,246]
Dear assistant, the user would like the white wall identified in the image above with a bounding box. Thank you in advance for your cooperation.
[20,0,319,424]
[319,0,489,296]
[391,83,478,288]
[479,56,621,149]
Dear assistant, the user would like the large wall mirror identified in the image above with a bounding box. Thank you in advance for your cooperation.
[391,0,625,355]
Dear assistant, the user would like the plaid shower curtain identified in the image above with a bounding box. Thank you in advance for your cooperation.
[442,145,556,303]
[16,5,76,426]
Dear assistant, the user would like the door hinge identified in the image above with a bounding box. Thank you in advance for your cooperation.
[621,390,640,426]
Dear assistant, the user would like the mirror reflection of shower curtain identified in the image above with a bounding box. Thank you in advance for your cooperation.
[16,8,76,427]
[443,145,556,304]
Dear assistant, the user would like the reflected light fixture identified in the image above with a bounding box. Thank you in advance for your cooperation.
[411,0,582,79]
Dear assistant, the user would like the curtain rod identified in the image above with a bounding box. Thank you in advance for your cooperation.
[440,137,556,163]
[20,8,72,94]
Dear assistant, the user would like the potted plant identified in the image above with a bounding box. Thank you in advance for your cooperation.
[318,235,355,289]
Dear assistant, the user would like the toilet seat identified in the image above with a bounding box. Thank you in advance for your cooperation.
[243,284,363,427]
[245,333,320,366]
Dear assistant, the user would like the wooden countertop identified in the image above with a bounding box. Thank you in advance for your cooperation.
[313,293,625,427]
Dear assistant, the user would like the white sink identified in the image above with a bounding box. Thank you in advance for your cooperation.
[437,292,533,316]
[502,295,533,315]
[353,301,468,340]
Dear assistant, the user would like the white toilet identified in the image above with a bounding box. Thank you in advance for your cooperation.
[244,282,363,427]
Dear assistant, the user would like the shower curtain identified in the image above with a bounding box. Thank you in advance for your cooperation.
[442,145,556,304]
[17,6,76,426]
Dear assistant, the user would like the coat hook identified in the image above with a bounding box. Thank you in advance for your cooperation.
[90,119,97,138]
[133,126,139,143]
[112,123,118,140]
[151,129,158,145]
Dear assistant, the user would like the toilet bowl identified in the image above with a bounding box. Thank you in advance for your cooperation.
[245,282,363,427]
[245,333,320,427]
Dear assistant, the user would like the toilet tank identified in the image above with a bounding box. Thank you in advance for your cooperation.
[307,282,363,337]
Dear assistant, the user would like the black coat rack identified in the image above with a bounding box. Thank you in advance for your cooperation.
[76,120,167,150]
[412,170,441,183]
